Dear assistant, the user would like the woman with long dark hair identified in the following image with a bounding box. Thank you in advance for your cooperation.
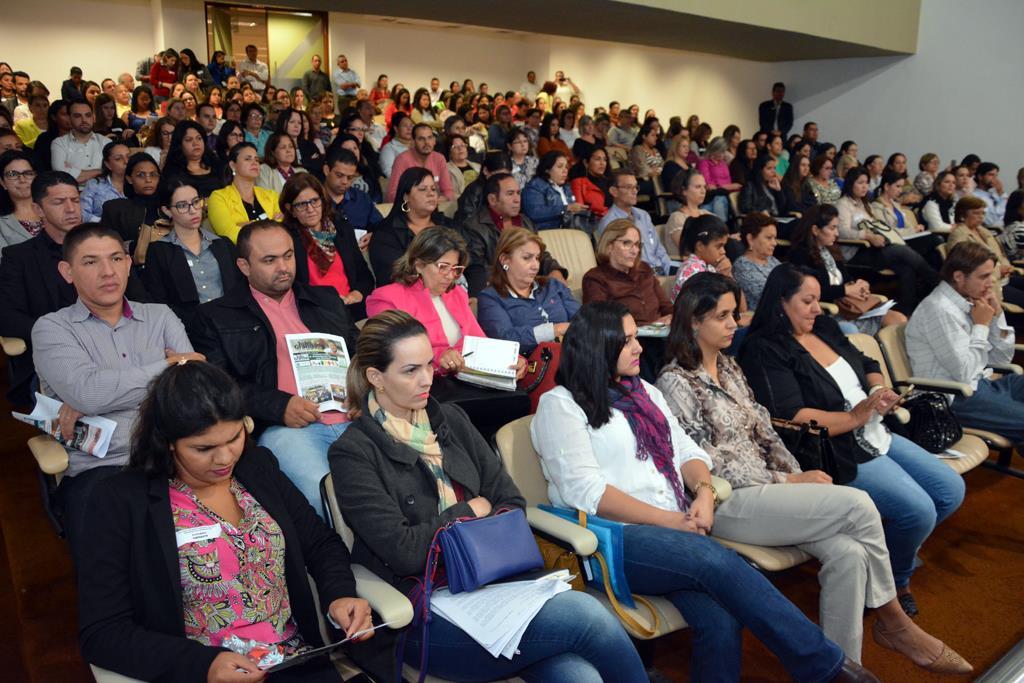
[81,140,129,222]
[160,120,225,198]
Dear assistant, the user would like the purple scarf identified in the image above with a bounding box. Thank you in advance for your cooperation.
[609,376,690,512]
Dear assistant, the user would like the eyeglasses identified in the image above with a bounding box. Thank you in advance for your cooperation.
[614,238,640,250]
[291,196,322,213]
[433,261,465,277]
[3,169,36,181]
[171,197,204,213]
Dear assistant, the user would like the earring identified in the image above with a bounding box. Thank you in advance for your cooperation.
[401,201,409,213]
[502,263,510,271]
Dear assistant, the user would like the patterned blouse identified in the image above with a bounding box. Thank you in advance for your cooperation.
[731,255,780,310]
[804,177,841,205]
[170,479,299,648]
[671,254,715,300]
[657,355,802,488]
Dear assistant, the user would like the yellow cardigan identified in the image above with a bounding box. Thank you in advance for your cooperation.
[207,182,281,243]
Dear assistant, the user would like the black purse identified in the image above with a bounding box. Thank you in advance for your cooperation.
[899,391,963,453]
[771,418,857,485]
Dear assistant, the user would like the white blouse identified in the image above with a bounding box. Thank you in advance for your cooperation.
[531,383,713,515]
[824,356,891,455]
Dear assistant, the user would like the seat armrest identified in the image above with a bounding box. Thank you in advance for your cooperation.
[819,302,839,315]
[351,564,413,629]
[838,238,871,247]
[710,475,732,501]
[28,435,69,475]
[892,407,910,424]
[0,336,26,357]
[526,507,598,556]
[897,376,974,398]
[988,362,1024,375]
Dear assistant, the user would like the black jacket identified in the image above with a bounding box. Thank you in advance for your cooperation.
[287,221,374,321]
[740,315,882,468]
[454,176,486,225]
[141,236,244,334]
[367,211,454,287]
[101,197,162,253]
[788,245,850,303]
[459,209,566,297]
[739,181,789,217]
[78,447,357,683]
[191,281,358,430]
[758,99,793,136]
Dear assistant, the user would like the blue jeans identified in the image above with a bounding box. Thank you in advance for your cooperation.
[701,194,730,223]
[622,525,844,683]
[952,374,1024,442]
[258,421,350,518]
[406,590,647,682]
[846,434,965,588]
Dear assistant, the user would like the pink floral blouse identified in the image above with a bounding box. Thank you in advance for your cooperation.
[170,479,299,647]
[671,254,715,300]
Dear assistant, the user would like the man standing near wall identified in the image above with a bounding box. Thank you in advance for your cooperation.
[238,44,269,96]
[758,81,793,137]
[302,55,331,104]
[333,54,360,115]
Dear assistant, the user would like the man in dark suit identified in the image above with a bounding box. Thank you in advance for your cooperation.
[758,82,793,137]
[191,220,359,513]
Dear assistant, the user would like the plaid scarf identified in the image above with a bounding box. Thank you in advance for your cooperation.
[609,376,689,512]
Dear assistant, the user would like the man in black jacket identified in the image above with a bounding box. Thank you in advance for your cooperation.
[460,173,566,297]
[758,82,794,137]
[191,220,359,513]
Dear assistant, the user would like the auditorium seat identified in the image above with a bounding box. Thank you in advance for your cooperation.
[540,229,597,301]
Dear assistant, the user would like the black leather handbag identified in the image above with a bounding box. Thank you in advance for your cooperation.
[772,418,856,484]
[900,391,963,453]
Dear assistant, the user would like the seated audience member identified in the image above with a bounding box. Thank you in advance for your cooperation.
[322,147,382,234]
[767,133,788,176]
[142,116,176,168]
[834,154,858,189]
[50,100,108,185]
[80,141,128,222]
[629,120,664,182]
[215,120,245,165]
[461,172,566,297]
[802,154,841,208]
[279,173,373,320]
[506,128,537,189]
[906,241,1024,442]
[258,132,306,194]
[32,223,198,558]
[921,170,958,233]
[728,139,757,185]
[672,214,730,300]
[14,94,50,150]
[32,101,71,171]
[557,108,579,149]
[522,150,587,229]
[732,213,781,309]
[537,113,573,162]
[195,102,219,151]
[661,129,698,191]
[872,170,943,270]
[383,87,411,129]
[789,205,906,335]
[583,218,671,325]
[241,102,271,155]
[366,227,486,373]
[477,227,579,354]
[666,168,711,249]
[836,167,938,313]
[142,178,243,331]
[378,111,412,178]
[331,132,382,203]
[571,114,603,164]
[369,167,453,286]
[385,122,454,202]
[330,310,646,683]
[1004,191,1024,260]
[913,153,940,196]
[159,121,226,199]
[454,151,510,224]
[863,155,884,192]
[696,136,740,222]
[0,150,42,253]
[884,153,922,207]
[781,153,810,214]
[445,134,479,198]
[947,195,1024,306]
[533,301,883,682]
[972,161,1008,227]
[273,108,320,174]
[125,86,156,133]
[657,273,970,669]
[486,103,513,149]
[100,152,164,261]
[597,168,672,275]
[208,142,280,242]
[78,361,370,683]
[570,146,611,219]
[193,220,358,510]
[738,153,788,217]
[93,94,129,139]
[740,264,967,618]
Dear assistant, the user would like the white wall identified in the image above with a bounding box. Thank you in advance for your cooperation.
[775,0,1024,175]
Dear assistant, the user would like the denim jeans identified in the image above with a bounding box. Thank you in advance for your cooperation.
[405,590,647,683]
[951,374,1024,442]
[846,434,965,588]
[258,421,351,518]
[622,524,845,683]
[701,194,730,223]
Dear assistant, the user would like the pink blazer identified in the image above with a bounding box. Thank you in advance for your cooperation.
[365,280,485,369]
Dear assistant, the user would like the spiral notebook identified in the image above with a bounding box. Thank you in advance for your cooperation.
[456,336,520,391]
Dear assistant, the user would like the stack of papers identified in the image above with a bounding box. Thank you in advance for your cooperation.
[12,393,116,458]
[430,571,573,659]
[637,322,669,337]
[457,336,519,391]
[858,299,898,320]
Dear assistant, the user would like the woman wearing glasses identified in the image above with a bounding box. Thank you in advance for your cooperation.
[0,150,41,254]
[279,173,375,320]
[142,178,243,333]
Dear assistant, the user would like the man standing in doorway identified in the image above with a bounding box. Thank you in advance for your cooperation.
[302,54,332,104]
[333,54,360,115]
[238,44,270,96]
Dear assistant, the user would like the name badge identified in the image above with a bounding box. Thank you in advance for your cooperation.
[176,523,221,547]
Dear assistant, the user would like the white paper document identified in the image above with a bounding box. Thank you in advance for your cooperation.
[285,333,351,413]
[12,393,116,458]
[858,299,898,320]
[901,230,934,240]
[456,336,519,391]
[637,322,669,338]
[430,571,573,659]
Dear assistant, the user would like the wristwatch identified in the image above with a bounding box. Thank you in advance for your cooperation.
[693,481,719,507]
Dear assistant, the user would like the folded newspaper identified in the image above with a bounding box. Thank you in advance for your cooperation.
[285,333,351,413]
[12,393,116,458]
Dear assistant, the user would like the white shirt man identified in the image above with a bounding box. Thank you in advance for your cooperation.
[238,45,269,93]
[51,101,107,185]
[428,77,442,105]
[553,70,581,103]
[519,71,540,102]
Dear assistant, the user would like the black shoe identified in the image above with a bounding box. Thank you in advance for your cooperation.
[899,592,920,617]
[832,657,881,683]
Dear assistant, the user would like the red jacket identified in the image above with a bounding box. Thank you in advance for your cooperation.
[570,176,609,218]
[149,64,178,98]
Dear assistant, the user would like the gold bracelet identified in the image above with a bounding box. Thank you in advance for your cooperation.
[693,481,719,507]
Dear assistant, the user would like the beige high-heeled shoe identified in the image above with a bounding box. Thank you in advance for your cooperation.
[872,620,973,675]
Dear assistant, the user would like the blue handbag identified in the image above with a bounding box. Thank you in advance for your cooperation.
[439,507,544,593]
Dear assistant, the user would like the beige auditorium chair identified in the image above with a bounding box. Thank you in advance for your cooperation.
[541,229,597,302]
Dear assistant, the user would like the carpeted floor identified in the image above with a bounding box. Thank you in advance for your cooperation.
[1,352,1021,682]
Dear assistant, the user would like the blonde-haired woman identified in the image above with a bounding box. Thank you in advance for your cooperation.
[583,218,672,326]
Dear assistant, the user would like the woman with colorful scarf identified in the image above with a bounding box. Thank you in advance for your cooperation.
[279,173,375,320]
[329,310,648,683]
[531,301,881,683]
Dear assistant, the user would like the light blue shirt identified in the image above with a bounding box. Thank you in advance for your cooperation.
[80,176,126,223]
[972,186,1007,227]
[332,68,360,96]
[597,204,672,275]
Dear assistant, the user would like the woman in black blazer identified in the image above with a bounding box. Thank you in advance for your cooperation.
[142,179,244,332]
[78,362,372,683]
[279,173,374,321]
